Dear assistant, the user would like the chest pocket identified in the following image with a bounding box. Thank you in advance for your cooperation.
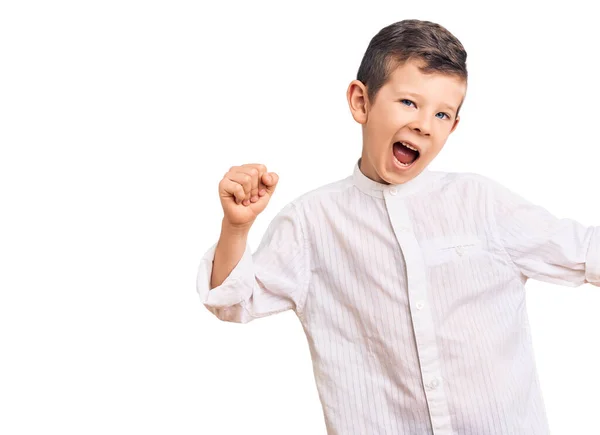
[419,235,485,267]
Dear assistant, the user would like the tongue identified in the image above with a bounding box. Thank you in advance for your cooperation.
[393,142,418,164]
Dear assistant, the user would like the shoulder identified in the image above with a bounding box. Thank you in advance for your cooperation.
[431,168,498,186]
[287,174,356,210]
[429,169,533,214]
[263,173,354,225]
[429,169,507,195]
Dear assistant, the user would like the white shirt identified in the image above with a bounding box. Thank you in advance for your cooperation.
[197,158,600,435]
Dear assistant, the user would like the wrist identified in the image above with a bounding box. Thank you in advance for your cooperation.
[221,218,253,238]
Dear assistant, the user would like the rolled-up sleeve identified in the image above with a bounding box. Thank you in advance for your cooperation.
[487,178,600,287]
[196,202,311,323]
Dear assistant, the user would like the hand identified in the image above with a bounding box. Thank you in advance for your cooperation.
[218,163,279,230]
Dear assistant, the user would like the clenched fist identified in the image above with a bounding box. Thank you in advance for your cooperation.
[218,163,279,230]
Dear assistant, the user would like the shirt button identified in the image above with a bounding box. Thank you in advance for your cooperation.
[429,378,440,389]
[456,246,465,256]
[416,301,424,310]
[390,188,397,195]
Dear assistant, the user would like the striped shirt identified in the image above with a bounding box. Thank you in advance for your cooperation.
[197,158,600,435]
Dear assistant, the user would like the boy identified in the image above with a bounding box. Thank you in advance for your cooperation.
[196,19,599,435]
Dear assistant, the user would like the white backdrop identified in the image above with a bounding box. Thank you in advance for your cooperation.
[1,1,599,434]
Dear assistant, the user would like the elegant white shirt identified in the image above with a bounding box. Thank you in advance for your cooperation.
[197,158,600,435]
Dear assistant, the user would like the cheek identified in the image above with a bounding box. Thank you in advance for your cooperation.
[380,107,402,130]
[426,138,448,157]
[370,104,399,128]
[366,117,391,143]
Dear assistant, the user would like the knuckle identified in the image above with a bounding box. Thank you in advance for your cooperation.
[250,168,258,176]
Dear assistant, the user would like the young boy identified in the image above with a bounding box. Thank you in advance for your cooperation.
[196,19,599,435]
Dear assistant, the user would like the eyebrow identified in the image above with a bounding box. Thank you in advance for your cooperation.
[399,91,458,114]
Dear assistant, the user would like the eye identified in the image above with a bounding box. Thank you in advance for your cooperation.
[402,99,451,120]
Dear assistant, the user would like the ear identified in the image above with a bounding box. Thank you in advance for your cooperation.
[449,115,460,134]
[346,80,369,124]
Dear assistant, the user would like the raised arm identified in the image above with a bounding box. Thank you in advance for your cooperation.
[197,164,310,323]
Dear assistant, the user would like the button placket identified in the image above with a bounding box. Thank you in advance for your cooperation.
[385,195,454,434]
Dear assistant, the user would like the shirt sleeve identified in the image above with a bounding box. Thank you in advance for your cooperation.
[196,202,310,323]
[487,177,600,287]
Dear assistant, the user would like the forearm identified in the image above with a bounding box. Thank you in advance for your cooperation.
[210,219,252,289]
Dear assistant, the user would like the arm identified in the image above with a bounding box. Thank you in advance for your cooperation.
[197,202,310,323]
[210,219,249,290]
[487,177,600,287]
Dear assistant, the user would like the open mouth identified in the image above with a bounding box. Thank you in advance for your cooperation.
[392,141,420,168]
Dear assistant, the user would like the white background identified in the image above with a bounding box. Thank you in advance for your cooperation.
[1,1,599,434]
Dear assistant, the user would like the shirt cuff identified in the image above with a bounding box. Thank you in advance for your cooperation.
[196,241,255,308]
[585,226,600,286]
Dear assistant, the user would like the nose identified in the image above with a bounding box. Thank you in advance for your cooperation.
[408,113,431,136]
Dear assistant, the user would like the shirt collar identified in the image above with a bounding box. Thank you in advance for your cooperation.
[352,157,434,199]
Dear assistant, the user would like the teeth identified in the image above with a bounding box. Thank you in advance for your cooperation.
[401,141,418,152]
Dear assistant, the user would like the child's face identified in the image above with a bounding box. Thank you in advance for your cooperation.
[347,58,466,184]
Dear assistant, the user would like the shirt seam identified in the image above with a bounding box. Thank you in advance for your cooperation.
[292,201,311,319]
[485,179,524,280]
